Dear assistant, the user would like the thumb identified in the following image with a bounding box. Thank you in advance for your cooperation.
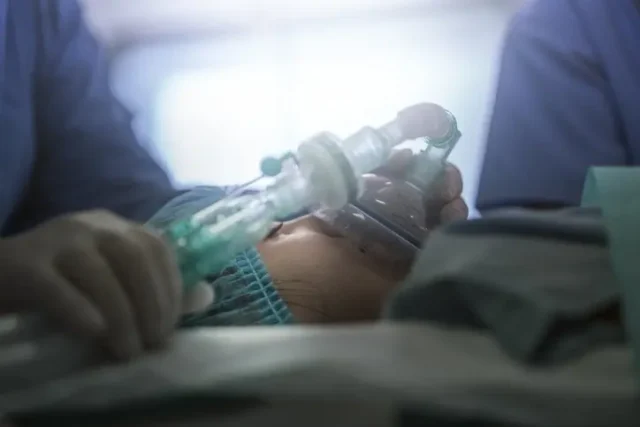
[181,282,215,314]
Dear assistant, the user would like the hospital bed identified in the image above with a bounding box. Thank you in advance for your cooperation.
[0,323,636,426]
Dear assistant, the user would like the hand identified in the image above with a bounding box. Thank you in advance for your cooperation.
[368,149,468,230]
[0,210,182,360]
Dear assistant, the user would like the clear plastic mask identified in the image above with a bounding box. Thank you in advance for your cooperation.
[314,110,460,269]
[314,171,428,271]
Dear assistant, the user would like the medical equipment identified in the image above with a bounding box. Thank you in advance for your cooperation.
[314,110,460,265]
[162,103,457,291]
[0,106,461,398]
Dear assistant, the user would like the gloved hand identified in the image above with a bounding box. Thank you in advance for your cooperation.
[0,210,182,360]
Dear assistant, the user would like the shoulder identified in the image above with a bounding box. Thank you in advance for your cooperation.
[503,0,613,83]
[4,0,85,64]
[33,0,81,22]
[507,0,592,47]
[33,0,84,43]
[513,0,609,23]
[7,0,75,30]
[510,0,624,43]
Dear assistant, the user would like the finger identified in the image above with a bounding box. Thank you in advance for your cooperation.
[56,249,142,360]
[98,230,171,350]
[137,228,183,333]
[440,198,469,224]
[427,163,463,204]
[374,149,413,178]
[25,269,106,338]
[181,281,214,314]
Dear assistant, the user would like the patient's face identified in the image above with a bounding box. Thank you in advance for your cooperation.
[256,213,414,323]
[255,172,431,323]
[253,154,467,323]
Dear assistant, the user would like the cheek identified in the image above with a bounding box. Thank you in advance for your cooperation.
[258,236,363,279]
[258,234,384,285]
[257,235,405,322]
[362,242,414,281]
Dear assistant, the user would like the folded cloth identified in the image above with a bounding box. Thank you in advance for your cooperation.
[386,207,625,365]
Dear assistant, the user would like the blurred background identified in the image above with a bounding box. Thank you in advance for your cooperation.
[80,0,524,213]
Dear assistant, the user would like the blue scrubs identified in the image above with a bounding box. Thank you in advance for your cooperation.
[476,0,640,211]
[0,0,178,236]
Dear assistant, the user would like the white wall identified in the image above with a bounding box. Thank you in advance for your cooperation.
[109,3,517,212]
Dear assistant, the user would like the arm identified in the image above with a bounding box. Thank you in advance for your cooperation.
[18,0,179,231]
[475,0,626,213]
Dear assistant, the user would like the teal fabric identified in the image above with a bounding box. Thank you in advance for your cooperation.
[582,166,640,382]
[180,248,293,326]
[147,186,294,326]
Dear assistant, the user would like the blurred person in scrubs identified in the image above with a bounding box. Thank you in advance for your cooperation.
[476,0,640,211]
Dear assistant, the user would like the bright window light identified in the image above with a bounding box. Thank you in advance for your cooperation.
[155,66,287,186]
[154,23,459,187]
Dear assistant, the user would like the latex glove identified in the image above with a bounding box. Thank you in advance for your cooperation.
[0,210,182,360]
[180,281,214,314]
